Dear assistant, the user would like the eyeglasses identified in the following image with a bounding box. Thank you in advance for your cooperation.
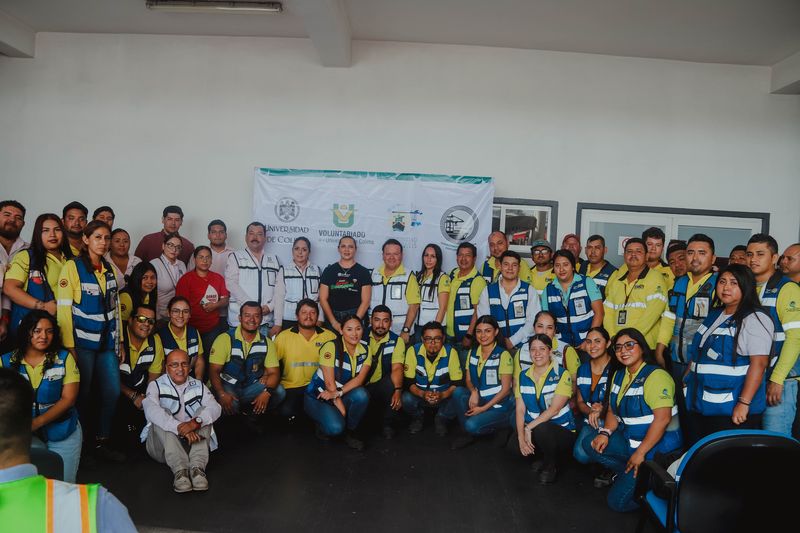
[170,308,191,315]
[614,341,639,352]
[133,315,156,325]
[167,362,190,369]
[165,242,182,250]
[423,336,444,343]
[532,249,550,256]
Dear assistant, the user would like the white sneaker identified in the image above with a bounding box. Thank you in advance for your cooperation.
[190,466,208,491]
[173,469,192,493]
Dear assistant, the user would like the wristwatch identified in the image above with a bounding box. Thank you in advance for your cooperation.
[401,327,410,334]
[194,416,203,428]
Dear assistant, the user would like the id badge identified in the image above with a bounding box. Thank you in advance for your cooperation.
[617,310,627,326]
[485,369,498,386]
[459,295,471,309]
[512,300,525,318]
[390,284,403,300]
[573,299,587,315]
[694,297,709,318]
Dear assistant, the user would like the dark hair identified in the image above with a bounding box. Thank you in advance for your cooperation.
[338,235,357,248]
[131,304,155,320]
[92,206,115,220]
[552,249,576,268]
[167,295,191,312]
[473,315,506,348]
[417,244,443,302]
[371,304,392,318]
[123,262,158,314]
[162,205,184,218]
[110,228,129,240]
[456,242,477,257]
[0,367,34,457]
[527,333,553,350]
[295,298,319,317]
[730,245,747,255]
[293,236,311,251]
[0,200,26,217]
[246,221,266,234]
[239,300,263,315]
[12,311,62,366]
[79,221,112,268]
[611,328,656,365]
[382,238,403,252]
[207,219,226,232]
[688,233,715,254]
[717,264,770,362]
[586,326,611,343]
[587,234,606,247]
[82,219,110,239]
[666,240,687,256]
[499,250,521,265]
[420,321,445,336]
[62,201,88,219]
[162,231,181,244]
[193,245,211,259]
[641,227,665,243]
[624,237,647,252]
[534,310,557,326]
[29,214,73,275]
[747,233,779,255]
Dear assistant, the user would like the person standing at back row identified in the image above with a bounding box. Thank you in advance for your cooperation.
[319,236,372,333]
[134,206,195,265]
[370,239,420,344]
[225,222,283,338]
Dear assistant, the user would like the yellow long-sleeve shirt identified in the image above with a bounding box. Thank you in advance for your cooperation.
[603,267,668,349]
[764,281,800,384]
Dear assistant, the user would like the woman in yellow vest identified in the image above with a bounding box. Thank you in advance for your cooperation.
[119,262,158,323]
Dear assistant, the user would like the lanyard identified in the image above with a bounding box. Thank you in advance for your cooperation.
[158,256,179,290]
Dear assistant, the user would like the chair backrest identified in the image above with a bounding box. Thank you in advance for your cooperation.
[676,430,800,533]
[30,446,64,481]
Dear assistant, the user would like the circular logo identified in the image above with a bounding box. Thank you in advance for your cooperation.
[440,205,479,244]
[324,352,332,360]
[274,197,300,223]
[59,279,68,288]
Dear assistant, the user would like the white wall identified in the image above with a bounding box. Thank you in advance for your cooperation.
[1,32,799,255]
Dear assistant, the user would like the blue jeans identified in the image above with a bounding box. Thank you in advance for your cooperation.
[75,348,120,440]
[401,390,459,420]
[304,387,370,436]
[581,430,639,512]
[763,379,798,436]
[32,422,83,483]
[452,387,513,435]
[221,381,286,414]
[573,422,599,465]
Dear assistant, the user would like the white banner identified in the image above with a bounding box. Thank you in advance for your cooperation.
[252,168,494,273]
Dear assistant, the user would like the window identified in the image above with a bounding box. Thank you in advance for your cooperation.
[577,203,768,268]
[493,198,559,258]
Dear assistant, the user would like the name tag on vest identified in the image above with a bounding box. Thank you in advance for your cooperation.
[694,297,709,318]
[459,295,471,309]
[390,284,403,300]
[617,310,627,325]
[485,368,498,386]
[513,300,525,318]
[574,299,587,315]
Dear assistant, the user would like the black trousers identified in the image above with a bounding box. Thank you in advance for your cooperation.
[531,423,577,468]
[685,411,762,448]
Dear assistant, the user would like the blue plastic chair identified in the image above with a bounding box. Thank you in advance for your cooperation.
[634,429,800,533]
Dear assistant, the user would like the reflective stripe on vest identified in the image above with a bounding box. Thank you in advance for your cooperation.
[310,340,370,392]
[576,360,609,406]
[609,364,681,456]
[370,268,412,334]
[667,273,717,365]
[10,249,55,334]
[487,281,530,340]
[517,364,574,429]
[467,344,512,409]
[120,329,157,392]
[760,272,794,377]
[228,250,280,325]
[155,374,205,417]
[410,344,454,393]
[282,263,320,321]
[685,310,766,415]
[450,268,477,340]
[159,326,200,360]
[220,328,270,386]
[418,272,447,326]
[71,259,118,352]
[48,479,97,533]
[545,275,594,347]
[577,261,616,299]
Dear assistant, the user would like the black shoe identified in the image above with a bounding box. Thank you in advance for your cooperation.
[93,442,126,463]
[451,435,476,450]
[538,466,557,485]
[491,428,512,448]
[408,417,424,435]
[593,469,615,488]
[530,459,545,473]
[314,424,330,441]
[382,426,396,440]
[243,415,265,435]
[344,430,365,451]
[434,416,448,437]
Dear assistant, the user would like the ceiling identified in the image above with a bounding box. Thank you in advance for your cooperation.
[1,0,799,66]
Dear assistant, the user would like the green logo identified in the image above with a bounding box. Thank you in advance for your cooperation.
[332,204,355,228]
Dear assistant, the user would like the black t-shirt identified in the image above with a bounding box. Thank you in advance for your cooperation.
[320,262,372,312]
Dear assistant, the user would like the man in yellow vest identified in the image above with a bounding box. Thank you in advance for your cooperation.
[0,368,137,532]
